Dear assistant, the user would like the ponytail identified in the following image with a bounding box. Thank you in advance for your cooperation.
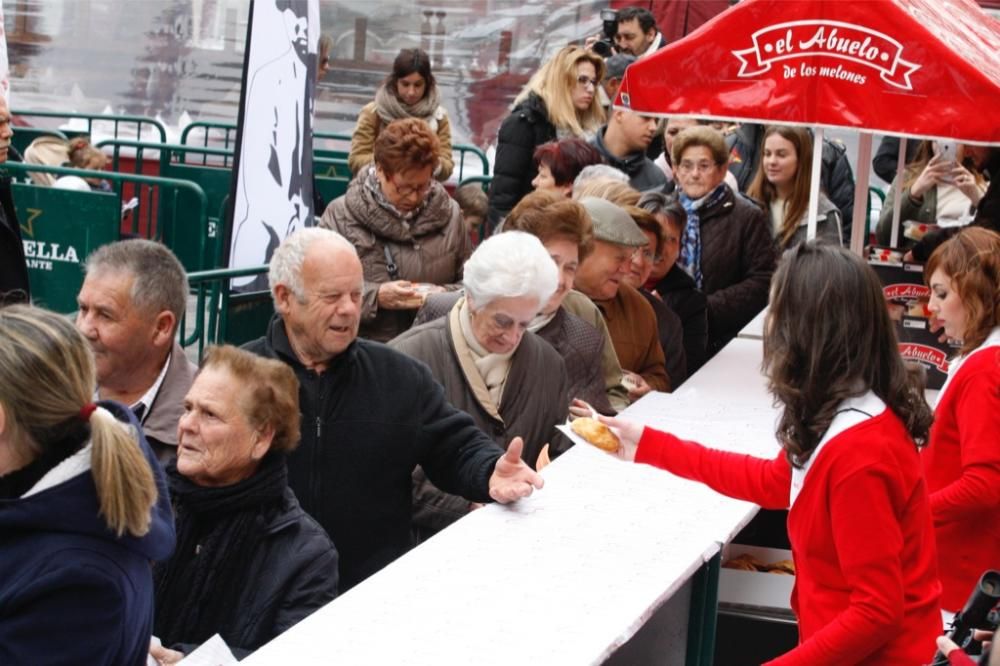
[88,407,157,537]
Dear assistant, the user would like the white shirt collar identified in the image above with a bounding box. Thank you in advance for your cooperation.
[788,391,886,506]
[638,32,663,59]
[131,353,172,423]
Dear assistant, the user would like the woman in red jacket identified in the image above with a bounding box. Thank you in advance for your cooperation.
[923,227,1000,614]
[603,242,942,665]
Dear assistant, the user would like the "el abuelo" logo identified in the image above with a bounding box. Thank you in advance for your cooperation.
[883,283,929,301]
[898,343,949,372]
[733,20,920,90]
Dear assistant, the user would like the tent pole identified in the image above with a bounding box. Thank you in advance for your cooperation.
[889,137,908,248]
[807,127,823,240]
[850,132,874,257]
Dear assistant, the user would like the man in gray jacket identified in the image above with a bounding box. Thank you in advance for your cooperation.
[75,239,196,462]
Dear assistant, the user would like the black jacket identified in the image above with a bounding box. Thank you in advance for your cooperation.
[872,136,922,184]
[638,288,687,389]
[487,93,557,230]
[162,486,339,656]
[0,175,29,303]
[654,264,709,375]
[696,187,775,355]
[591,127,669,193]
[244,317,504,590]
[727,124,855,242]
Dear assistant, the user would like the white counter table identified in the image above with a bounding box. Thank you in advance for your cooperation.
[244,336,782,666]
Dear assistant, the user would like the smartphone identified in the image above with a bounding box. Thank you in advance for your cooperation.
[935,140,958,163]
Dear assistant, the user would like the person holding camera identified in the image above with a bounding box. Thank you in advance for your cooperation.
[614,7,664,59]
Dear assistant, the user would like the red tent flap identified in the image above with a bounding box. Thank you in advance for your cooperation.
[618,0,1000,144]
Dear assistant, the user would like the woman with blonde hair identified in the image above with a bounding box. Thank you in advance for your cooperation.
[0,305,174,664]
[747,125,842,250]
[487,45,606,230]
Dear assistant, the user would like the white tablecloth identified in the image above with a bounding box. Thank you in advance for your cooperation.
[244,338,782,665]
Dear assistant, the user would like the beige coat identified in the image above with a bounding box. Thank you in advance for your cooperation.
[319,177,471,342]
[348,102,454,181]
[390,300,569,539]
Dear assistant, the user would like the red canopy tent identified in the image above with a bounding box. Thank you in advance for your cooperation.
[616,0,1000,250]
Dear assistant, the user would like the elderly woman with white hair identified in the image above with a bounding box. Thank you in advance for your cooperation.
[390,231,570,540]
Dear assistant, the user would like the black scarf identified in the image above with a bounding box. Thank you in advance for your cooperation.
[153,453,288,648]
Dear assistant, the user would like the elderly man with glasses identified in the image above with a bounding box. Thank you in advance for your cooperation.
[320,117,471,342]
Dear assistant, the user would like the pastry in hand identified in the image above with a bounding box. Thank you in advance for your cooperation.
[570,417,621,453]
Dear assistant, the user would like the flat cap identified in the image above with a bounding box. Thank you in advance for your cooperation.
[578,196,648,247]
[605,53,636,80]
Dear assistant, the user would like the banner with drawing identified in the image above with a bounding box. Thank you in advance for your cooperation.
[617,0,1000,144]
[225,0,319,289]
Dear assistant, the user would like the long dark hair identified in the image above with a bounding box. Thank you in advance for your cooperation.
[385,48,435,101]
[746,125,813,248]
[764,242,933,466]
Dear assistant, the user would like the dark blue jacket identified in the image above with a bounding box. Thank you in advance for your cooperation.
[0,402,176,665]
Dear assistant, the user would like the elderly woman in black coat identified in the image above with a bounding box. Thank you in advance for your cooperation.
[391,231,569,540]
[151,345,338,661]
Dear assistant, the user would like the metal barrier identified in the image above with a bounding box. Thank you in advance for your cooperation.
[179,120,490,181]
[12,109,167,144]
[10,127,69,158]
[98,138,351,221]
[1,162,212,312]
[183,264,271,360]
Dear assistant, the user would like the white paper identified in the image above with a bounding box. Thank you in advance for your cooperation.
[178,634,237,666]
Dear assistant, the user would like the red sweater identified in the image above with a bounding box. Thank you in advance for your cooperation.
[922,344,1000,611]
[636,411,941,665]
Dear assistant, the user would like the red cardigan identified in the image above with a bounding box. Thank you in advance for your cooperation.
[922,344,1000,611]
[636,411,941,665]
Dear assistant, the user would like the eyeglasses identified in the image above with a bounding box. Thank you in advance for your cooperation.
[631,248,659,262]
[576,75,599,89]
[389,176,433,199]
[677,160,718,174]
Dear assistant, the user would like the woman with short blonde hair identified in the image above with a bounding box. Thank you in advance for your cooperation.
[487,45,606,230]
[0,304,173,664]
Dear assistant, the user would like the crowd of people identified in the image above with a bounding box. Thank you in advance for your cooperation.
[0,5,998,665]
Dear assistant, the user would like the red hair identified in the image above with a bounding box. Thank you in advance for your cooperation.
[533,138,604,187]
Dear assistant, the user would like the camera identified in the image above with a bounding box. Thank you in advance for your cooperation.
[592,8,618,57]
[931,570,1000,666]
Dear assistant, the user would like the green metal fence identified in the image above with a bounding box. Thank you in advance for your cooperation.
[12,109,167,144]
[183,265,272,360]
[1,162,211,312]
[179,120,490,182]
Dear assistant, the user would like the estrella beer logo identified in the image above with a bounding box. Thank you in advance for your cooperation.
[733,20,921,90]
[883,283,929,300]
[898,343,949,372]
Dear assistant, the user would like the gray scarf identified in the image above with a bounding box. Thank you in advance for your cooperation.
[374,84,442,131]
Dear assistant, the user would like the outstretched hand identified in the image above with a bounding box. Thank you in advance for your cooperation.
[595,414,645,462]
[488,437,544,503]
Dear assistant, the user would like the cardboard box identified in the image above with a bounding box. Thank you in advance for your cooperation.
[719,544,795,619]
[867,246,930,305]
[897,316,959,390]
